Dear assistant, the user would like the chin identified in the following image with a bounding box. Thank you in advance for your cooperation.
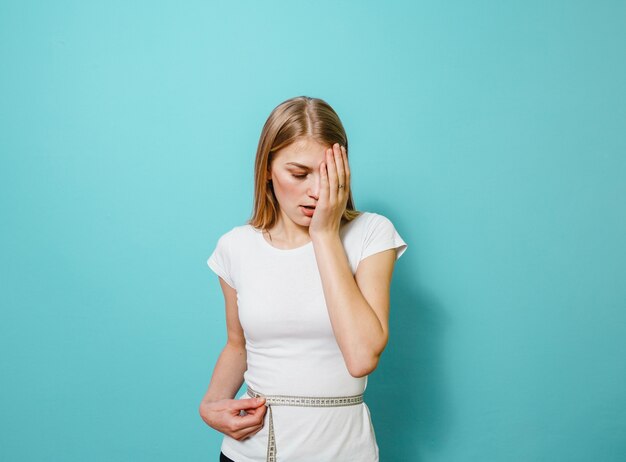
[299,217,312,227]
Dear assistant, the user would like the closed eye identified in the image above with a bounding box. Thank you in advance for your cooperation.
[292,174,307,179]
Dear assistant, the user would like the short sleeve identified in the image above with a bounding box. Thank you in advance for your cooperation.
[361,214,408,262]
[207,233,236,289]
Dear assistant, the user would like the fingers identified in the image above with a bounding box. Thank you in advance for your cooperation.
[231,422,264,441]
[325,143,348,203]
[229,397,266,411]
[319,157,330,206]
[232,408,266,430]
[326,146,338,200]
[332,143,345,191]
[201,398,268,442]
[227,402,267,439]
[245,424,264,438]
[340,145,350,195]
[316,143,349,224]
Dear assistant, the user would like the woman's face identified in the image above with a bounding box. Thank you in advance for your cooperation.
[268,137,328,229]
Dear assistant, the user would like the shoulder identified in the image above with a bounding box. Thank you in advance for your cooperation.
[210,223,258,260]
[342,211,397,233]
[207,223,257,289]
[343,210,408,263]
[214,222,256,244]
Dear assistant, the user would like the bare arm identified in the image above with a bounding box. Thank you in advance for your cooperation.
[198,277,266,440]
[200,277,247,402]
[309,143,398,377]
[311,236,396,377]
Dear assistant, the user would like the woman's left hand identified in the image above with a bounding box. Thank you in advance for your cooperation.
[309,143,351,238]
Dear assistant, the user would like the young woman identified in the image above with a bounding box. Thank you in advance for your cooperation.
[199,96,407,462]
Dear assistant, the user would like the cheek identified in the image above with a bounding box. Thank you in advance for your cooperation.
[273,176,301,197]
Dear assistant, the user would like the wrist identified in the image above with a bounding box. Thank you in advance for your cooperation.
[201,393,229,406]
[310,230,339,244]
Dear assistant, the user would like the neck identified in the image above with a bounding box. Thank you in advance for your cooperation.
[265,213,310,245]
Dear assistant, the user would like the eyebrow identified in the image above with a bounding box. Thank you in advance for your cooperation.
[285,162,313,170]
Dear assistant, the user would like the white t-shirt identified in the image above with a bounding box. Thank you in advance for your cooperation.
[207,211,407,462]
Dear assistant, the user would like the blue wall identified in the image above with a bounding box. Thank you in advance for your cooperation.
[1,1,624,461]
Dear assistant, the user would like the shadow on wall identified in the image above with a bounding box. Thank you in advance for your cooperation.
[366,218,452,461]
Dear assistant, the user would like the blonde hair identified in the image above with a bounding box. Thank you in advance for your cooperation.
[248,96,361,230]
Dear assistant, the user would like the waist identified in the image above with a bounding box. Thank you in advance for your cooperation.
[246,385,365,462]
[246,385,364,407]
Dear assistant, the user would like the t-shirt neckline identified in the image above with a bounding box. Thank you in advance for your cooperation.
[252,227,313,253]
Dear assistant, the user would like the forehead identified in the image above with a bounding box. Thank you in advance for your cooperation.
[274,138,328,163]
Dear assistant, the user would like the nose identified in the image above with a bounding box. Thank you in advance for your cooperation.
[307,174,320,200]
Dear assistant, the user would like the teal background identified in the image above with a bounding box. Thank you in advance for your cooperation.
[1,1,625,461]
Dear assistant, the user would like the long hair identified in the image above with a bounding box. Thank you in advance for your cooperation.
[248,96,360,230]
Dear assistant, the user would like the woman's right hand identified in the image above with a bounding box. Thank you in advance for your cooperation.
[199,397,267,440]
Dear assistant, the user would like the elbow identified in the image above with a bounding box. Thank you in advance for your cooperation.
[344,334,389,378]
[346,352,382,378]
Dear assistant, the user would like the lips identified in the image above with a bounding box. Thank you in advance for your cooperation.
[300,205,315,217]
